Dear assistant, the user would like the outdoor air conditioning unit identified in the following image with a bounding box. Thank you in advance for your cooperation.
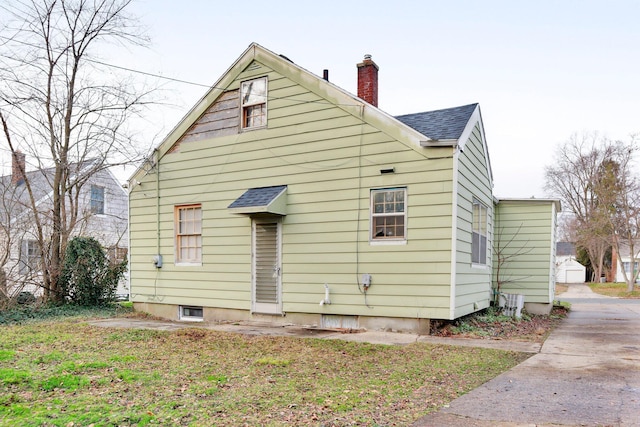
[501,293,525,319]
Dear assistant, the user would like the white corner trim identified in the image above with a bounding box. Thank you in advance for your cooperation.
[457,105,481,151]
[457,105,493,187]
[449,149,460,320]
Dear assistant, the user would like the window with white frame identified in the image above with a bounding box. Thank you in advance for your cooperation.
[472,199,488,265]
[175,204,202,264]
[180,306,203,321]
[240,77,267,129]
[90,185,105,215]
[371,188,407,241]
[623,261,638,274]
[108,246,128,265]
[20,239,41,275]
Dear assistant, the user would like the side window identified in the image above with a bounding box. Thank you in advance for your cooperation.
[108,246,128,265]
[175,204,202,265]
[20,239,41,275]
[472,199,488,265]
[90,185,105,215]
[240,77,267,129]
[371,188,407,241]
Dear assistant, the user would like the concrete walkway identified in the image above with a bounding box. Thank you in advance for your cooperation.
[412,284,640,427]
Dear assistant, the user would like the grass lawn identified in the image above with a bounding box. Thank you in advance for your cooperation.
[588,282,640,298]
[0,313,529,426]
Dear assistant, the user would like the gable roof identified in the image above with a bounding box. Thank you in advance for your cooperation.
[0,159,109,224]
[131,43,492,185]
[556,242,577,257]
[616,241,640,259]
[0,168,53,208]
[395,104,478,141]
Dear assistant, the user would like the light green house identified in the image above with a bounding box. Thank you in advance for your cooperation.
[128,43,555,333]
[493,198,561,314]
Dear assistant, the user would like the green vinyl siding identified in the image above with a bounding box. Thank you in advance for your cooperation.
[129,51,467,321]
[453,124,493,319]
[131,57,453,318]
[493,200,558,303]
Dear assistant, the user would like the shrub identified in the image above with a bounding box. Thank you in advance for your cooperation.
[16,292,36,305]
[58,237,127,306]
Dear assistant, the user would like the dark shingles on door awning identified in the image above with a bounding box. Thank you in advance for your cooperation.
[228,185,288,215]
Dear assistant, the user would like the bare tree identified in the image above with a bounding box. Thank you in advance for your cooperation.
[0,0,154,302]
[593,138,640,291]
[545,133,614,281]
[493,220,532,305]
[546,133,640,289]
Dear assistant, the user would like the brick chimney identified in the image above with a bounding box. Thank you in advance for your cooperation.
[11,151,25,186]
[357,54,379,107]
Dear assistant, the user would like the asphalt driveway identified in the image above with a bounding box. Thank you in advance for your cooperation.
[413,284,640,427]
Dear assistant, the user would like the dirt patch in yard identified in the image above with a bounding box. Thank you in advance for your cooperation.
[430,306,569,343]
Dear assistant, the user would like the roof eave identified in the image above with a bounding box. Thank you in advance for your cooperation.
[419,139,457,147]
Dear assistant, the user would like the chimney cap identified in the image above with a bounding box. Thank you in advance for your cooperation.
[364,54,372,60]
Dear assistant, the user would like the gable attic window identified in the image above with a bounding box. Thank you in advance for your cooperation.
[472,198,488,265]
[175,204,202,265]
[240,77,267,129]
[370,188,407,242]
[90,185,105,215]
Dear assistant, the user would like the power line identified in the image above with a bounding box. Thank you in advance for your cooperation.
[0,34,209,87]
[0,34,363,108]
[88,59,210,88]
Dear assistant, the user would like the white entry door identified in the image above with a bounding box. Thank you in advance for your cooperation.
[252,219,282,314]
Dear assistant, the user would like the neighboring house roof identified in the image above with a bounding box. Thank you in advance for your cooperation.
[0,168,53,219]
[616,241,640,260]
[556,242,577,257]
[395,104,478,141]
[0,159,102,224]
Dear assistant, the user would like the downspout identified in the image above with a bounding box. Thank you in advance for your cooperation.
[155,149,160,259]
[153,149,161,298]
[127,177,132,299]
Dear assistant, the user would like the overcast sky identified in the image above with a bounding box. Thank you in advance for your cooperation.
[19,0,640,198]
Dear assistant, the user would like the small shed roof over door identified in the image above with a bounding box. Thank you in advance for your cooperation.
[228,185,287,216]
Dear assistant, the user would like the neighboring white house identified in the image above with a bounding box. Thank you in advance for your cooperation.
[0,152,129,299]
[555,242,586,284]
[612,242,640,284]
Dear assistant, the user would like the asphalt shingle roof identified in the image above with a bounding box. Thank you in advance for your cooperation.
[395,103,478,141]
[556,242,577,257]
[228,185,287,209]
[0,159,98,222]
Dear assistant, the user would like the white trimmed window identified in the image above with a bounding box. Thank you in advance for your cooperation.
[90,185,105,215]
[371,188,407,241]
[175,204,202,264]
[472,199,488,265]
[240,77,267,129]
[19,239,41,275]
[623,262,638,274]
[180,306,203,321]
